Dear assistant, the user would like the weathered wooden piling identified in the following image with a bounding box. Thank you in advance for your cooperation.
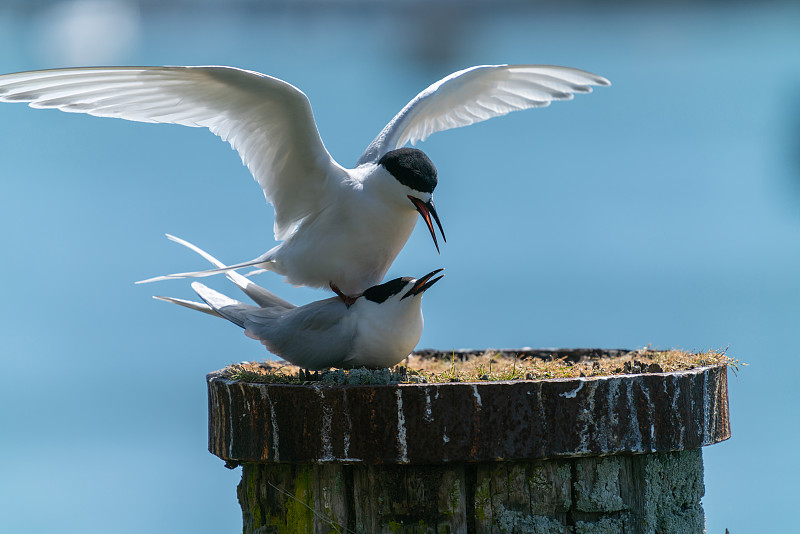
[207,350,731,533]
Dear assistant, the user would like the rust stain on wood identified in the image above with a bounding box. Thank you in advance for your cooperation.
[208,361,731,465]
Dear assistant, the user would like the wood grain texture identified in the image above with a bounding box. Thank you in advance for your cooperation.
[237,450,705,533]
[208,364,730,464]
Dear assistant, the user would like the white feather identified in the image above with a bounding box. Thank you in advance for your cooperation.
[0,66,342,241]
[357,64,610,165]
[162,234,294,310]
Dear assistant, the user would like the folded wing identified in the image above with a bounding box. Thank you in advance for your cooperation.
[244,298,356,369]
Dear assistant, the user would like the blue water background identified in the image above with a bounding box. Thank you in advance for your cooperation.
[1,2,798,532]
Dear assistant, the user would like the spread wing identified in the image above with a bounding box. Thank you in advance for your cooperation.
[357,64,610,165]
[0,66,343,240]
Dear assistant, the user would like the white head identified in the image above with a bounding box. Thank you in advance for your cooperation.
[378,148,446,253]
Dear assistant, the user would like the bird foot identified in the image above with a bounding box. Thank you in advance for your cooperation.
[330,282,358,308]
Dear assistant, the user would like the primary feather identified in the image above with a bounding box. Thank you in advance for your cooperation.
[0,66,339,240]
[357,64,610,164]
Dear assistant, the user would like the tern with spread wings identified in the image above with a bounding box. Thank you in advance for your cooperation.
[0,64,608,299]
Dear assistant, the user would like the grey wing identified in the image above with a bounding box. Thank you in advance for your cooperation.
[0,66,344,240]
[357,64,610,165]
[244,298,356,369]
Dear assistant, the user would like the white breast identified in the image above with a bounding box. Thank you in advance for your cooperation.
[346,297,424,368]
[270,165,419,295]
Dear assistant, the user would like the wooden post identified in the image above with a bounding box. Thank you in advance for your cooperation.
[207,351,730,533]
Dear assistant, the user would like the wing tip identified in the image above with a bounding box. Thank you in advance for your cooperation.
[136,275,171,285]
[594,75,612,87]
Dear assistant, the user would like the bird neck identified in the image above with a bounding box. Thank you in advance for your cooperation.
[359,164,414,208]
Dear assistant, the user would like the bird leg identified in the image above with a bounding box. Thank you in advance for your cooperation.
[330,282,358,308]
[298,368,320,382]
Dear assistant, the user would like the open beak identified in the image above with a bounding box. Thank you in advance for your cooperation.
[402,268,445,300]
[408,196,447,253]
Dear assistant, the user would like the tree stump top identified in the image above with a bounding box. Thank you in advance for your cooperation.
[207,350,731,465]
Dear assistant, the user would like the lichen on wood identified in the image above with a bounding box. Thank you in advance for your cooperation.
[237,450,706,533]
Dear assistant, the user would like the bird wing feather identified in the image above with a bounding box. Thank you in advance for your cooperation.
[357,64,610,165]
[162,234,295,310]
[152,295,222,317]
[0,66,342,240]
[190,281,257,329]
[245,298,355,369]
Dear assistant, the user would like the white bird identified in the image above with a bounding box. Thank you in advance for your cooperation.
[0,64,608,298]
[154,235,443,370]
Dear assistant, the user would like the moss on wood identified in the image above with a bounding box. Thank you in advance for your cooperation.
[221,347,740,386]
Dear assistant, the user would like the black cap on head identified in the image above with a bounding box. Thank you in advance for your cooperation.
[362,277,413,303]
[379,148,438,194]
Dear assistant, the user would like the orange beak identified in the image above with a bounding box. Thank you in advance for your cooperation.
[408,196,446,253]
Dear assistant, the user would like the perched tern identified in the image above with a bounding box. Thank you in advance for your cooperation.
[0,64,608,298]
[154,235,443,369]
